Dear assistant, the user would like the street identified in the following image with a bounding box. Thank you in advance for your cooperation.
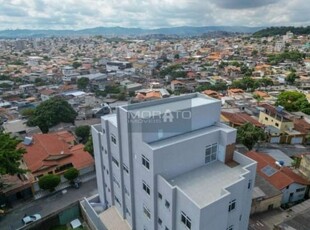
[0,179,97,230]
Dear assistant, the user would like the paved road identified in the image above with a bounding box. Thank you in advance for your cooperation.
[0,179,98,230]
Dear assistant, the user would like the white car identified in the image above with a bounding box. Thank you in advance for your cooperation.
[22,214,42,225]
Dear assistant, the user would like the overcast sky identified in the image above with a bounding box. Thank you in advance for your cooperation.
[0,0,309,30]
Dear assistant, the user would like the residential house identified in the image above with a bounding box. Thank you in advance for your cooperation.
[221,111,263,128]
[170,80,186,92]
[258,104,305,144]
[21,131,94,194]
[251,174,282,215]
[246,151,309,204]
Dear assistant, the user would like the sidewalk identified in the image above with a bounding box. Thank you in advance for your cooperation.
[34,171,96,200]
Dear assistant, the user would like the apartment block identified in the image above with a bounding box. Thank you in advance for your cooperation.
[90,93,257,230]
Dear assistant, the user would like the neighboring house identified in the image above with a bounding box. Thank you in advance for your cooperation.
[19,84,37,95]
[299,153,310,179]
[246,151,309,205]
[221,111,263,128]
[170,80,185,91]
[40,89,57,101]
[88,93,257,230]
[3,119,40,137]
[251,174,282,215]
[202,90,220,99]
[227,88,244,98]
[0,167,34,208]
[258,104,305,144]
[21,131,94,194]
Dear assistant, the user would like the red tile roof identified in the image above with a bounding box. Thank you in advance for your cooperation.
[221,112,263,127]
[246,151,309,190]
[294,118,310,134]
[22,131,94,175]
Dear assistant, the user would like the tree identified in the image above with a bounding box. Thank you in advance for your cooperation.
[27,97,77,133]
[75,125,90,143]
[84,134,93,156]
[276,91,310,114]
[77,77,90,90]
[0,131,26,175]
[286,72,297,85]
[21,108,35,118]
[38,174,61,192]
[72,62,82,69]
[237,123,266,150]
[64,167,79,182]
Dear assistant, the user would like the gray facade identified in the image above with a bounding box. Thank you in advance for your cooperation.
[91,93,257,230]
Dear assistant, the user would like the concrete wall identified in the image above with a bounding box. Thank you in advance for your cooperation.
[251,194,282,214]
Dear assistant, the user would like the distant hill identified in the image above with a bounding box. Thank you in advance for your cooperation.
[253,26,310,37]
[0,26,264,38]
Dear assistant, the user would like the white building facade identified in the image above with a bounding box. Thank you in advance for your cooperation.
[91,93,257,230]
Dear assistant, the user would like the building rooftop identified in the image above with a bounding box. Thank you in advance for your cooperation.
[168,160,246,208]
[123,93,219,118]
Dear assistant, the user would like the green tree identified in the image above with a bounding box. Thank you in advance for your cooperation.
[27,97,77,133]
[0,131,26,175]
[72,62,82,69]
[276,91,310,114]
[237,123,266,150]
[77,77,90,90]
[38,174,61,192]
[63,167,79,182]
[286,72,297,85]
[75,125,90,143]
[21,108,35,118]
[84,134,93,155]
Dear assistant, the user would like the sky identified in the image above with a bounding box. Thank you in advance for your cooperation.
[0,0,309,30]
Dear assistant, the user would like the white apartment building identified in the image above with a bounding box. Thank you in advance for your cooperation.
[90,93,257,230]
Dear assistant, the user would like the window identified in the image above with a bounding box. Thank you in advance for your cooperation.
[296,187,306,192]
[227,225,233,230]
[165,200,170,209]
[113,175,120,188]
[205,143,217,164]
[143,181,150,195]
[275,122,279,127]
[126,207,131,216]
[115,196,121,206]
[248,179,252,189]
[111,135,117,144]
[105,149,107,154]
[142,155,150,169]
[143,205,151,219]
[228,199,236,212]
[265,117,268,121]
[123,164,129,174]
[112,157,119,167]
[165,227,169,230]
[102,128,105,134]
[158,218,162,225]
[158,193,162,200]
[181,211,191,229]
[125,187,130,196]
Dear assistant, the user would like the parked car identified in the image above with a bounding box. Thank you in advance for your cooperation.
[22,214,41,225]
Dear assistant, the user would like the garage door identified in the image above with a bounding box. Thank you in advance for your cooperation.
[291,137,303,144]
[270,137,280,143]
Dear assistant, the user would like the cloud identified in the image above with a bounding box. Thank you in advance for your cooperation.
[211,0,280,9]
[0,0,309,30]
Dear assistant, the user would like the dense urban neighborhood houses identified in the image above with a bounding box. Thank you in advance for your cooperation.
[1,28,310,230]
